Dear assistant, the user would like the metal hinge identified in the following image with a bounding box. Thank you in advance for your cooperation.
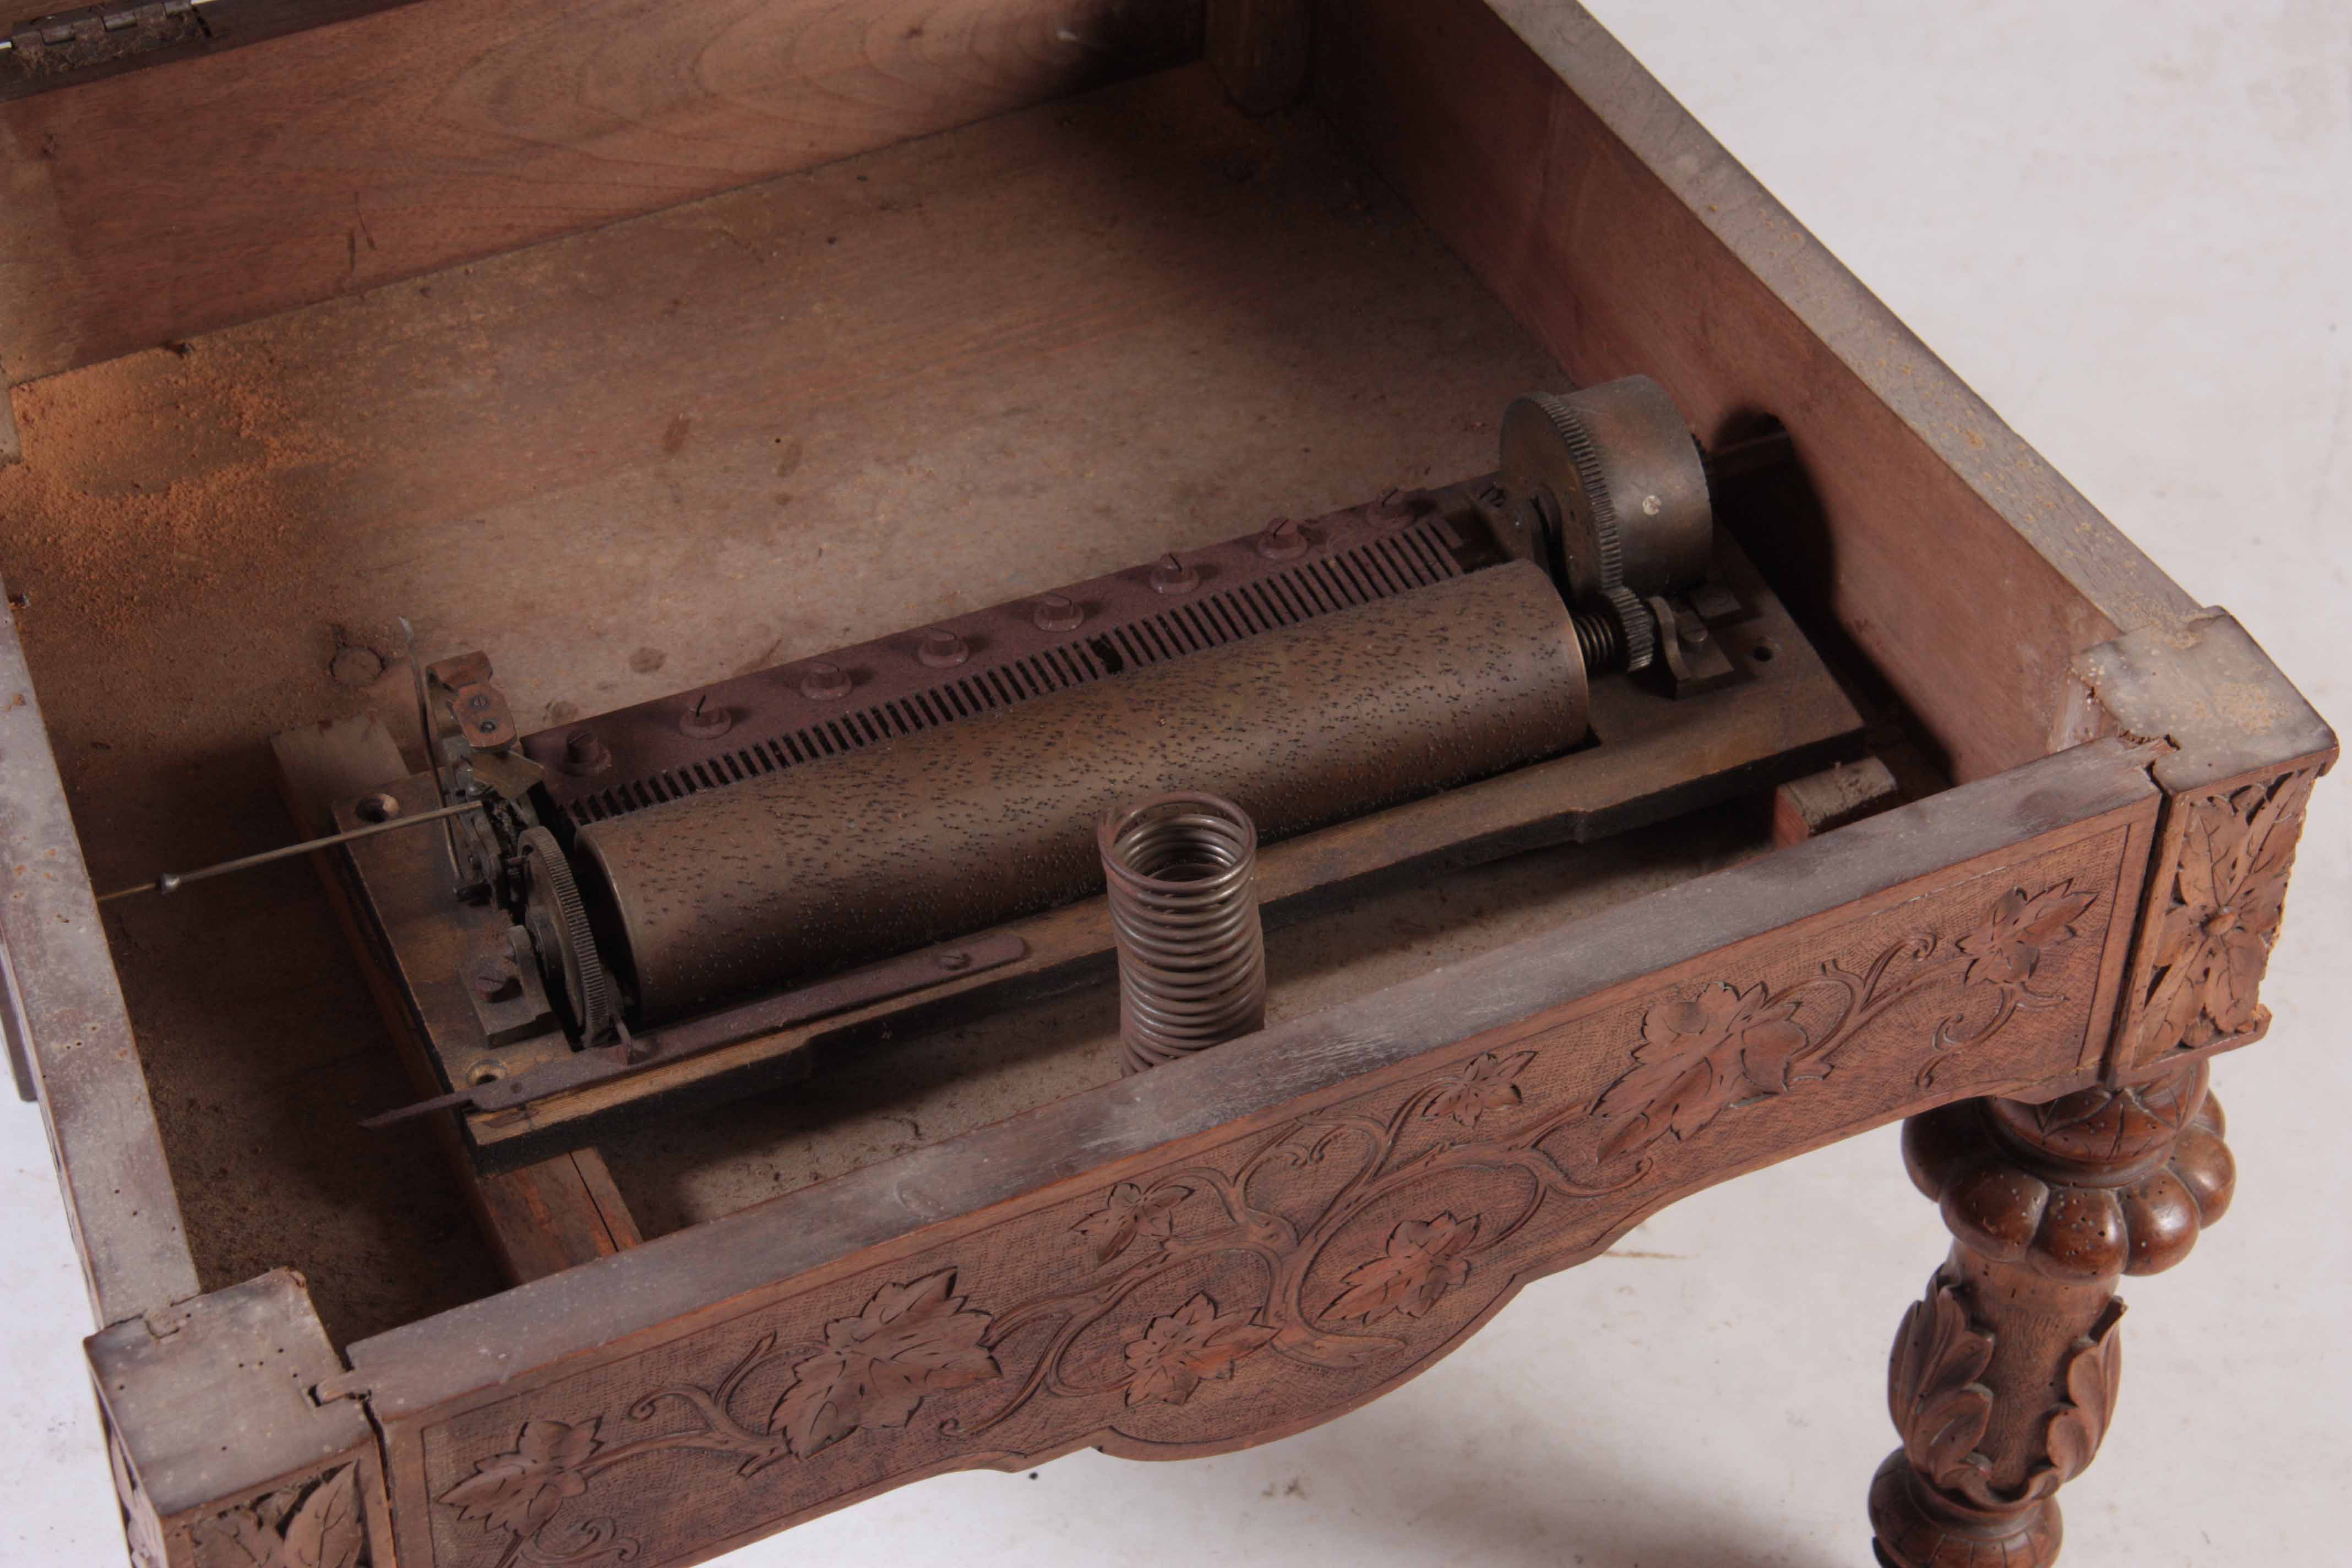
[0,1,210,75]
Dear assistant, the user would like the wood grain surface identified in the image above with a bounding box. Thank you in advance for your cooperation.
[0,0,1202,380]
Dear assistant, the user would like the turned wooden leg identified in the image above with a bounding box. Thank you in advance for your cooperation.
[1869,1061,2234,1567]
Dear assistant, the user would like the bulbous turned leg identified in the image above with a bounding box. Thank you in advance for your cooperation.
[1869,1061,2234,1567]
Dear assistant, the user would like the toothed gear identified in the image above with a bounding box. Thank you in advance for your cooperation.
[1526,392,1625,589]
[1603,585,1657,672]
[519,826,615,1043]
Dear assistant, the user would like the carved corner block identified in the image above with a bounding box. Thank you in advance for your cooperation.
[2078,611,2336,1080]
[88,1270,390,1567]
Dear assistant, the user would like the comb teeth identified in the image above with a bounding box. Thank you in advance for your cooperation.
[564,519,1463,825]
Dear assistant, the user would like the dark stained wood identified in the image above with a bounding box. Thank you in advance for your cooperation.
[1872,1063,2234,1565]
[0,0,1204,381]
[1311,0,2202,783]
[271,713,644,1283]
[1206,0,1311,114]
[346,739,2158,1567]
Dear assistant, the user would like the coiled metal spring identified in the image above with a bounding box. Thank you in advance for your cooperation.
[1098,792,1267,1073]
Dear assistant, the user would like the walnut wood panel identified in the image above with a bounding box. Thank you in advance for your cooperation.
[0,0,1202,381]
[349,742,2158,1568]
[1312,0,2199,783]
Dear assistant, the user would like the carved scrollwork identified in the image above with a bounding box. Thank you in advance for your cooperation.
[427,870,2117,1567]
[2126,766,2317,1063]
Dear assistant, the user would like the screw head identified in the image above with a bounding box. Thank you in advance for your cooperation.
[356,792,401,823]
[918,629,970,668]
[1150,553,1200,595]
[560,728,612,776]
[678,697,734,738]
[799,661,852,701]
[1032,593,1084,633]
[1255,518,1307,560]
[935,950,972,972]
[1679,621,1710,648]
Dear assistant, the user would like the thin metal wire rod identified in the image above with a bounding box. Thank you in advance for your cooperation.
[97,798,486,903]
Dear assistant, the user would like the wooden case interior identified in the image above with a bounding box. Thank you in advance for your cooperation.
[0,0,2137,1353]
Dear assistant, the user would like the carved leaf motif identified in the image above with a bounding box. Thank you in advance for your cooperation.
[1887,1271,1997,1499]
[1326,1213,1467,1326]
[1597,982,1810,1161]
[1072,1182,1189,1265]
[1327,1213,1479,1324]
[770,1270,1000,1458]
[1120,1294,1278,1406]
[1956,883,2098,987]
[2044,1302,2126,1482]
[2136,769,2315,1055]
[276,1466,364,1568]
[1424,1051,1536,1128]
[439,1420,598,1540]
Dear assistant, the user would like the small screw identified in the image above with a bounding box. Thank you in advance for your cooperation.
[679,695,734,738]
[936,950,972,972]
[465,692,493,711]
[1032,594,1084,633]
[356,792,401,823]
[561,728,612,776]
[476,720,499,734]
[1642,494,1664,516]
[1679,622,1710,648]
[1150,552,1199,595]
[799,661,852,700]
[918,629,970,668]
[1255,518,1307,561]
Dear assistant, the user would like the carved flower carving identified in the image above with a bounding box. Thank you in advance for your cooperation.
[1119,1294,1277,1406]
[1327,1213,1479,1324]
[1597,982,1811,1161]
[2141,772,2313,1050]
[1424,1050,1536,1128]
[771,1270,1000,1457]
[1072,1182,1189,1265]
[1956,883,2097,987]
[439,1419,596,1543]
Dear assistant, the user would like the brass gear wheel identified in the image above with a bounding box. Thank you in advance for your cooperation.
[519,826,616,1043]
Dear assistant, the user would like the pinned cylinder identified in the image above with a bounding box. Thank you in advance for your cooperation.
[1100,794,1267,1072]
[573,561,1591,1023]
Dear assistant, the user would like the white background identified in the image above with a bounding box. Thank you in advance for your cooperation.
[5,3,2346,1563]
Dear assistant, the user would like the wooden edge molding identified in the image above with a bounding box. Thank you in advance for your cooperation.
[343,739,2158,1567]
[0,578,197,1326]
[89,1269,393,1567]
[2078,609,2337,1080]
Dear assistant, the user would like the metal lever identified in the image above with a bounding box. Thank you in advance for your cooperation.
[364,931,1030,1128]
[96,798,487,904]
